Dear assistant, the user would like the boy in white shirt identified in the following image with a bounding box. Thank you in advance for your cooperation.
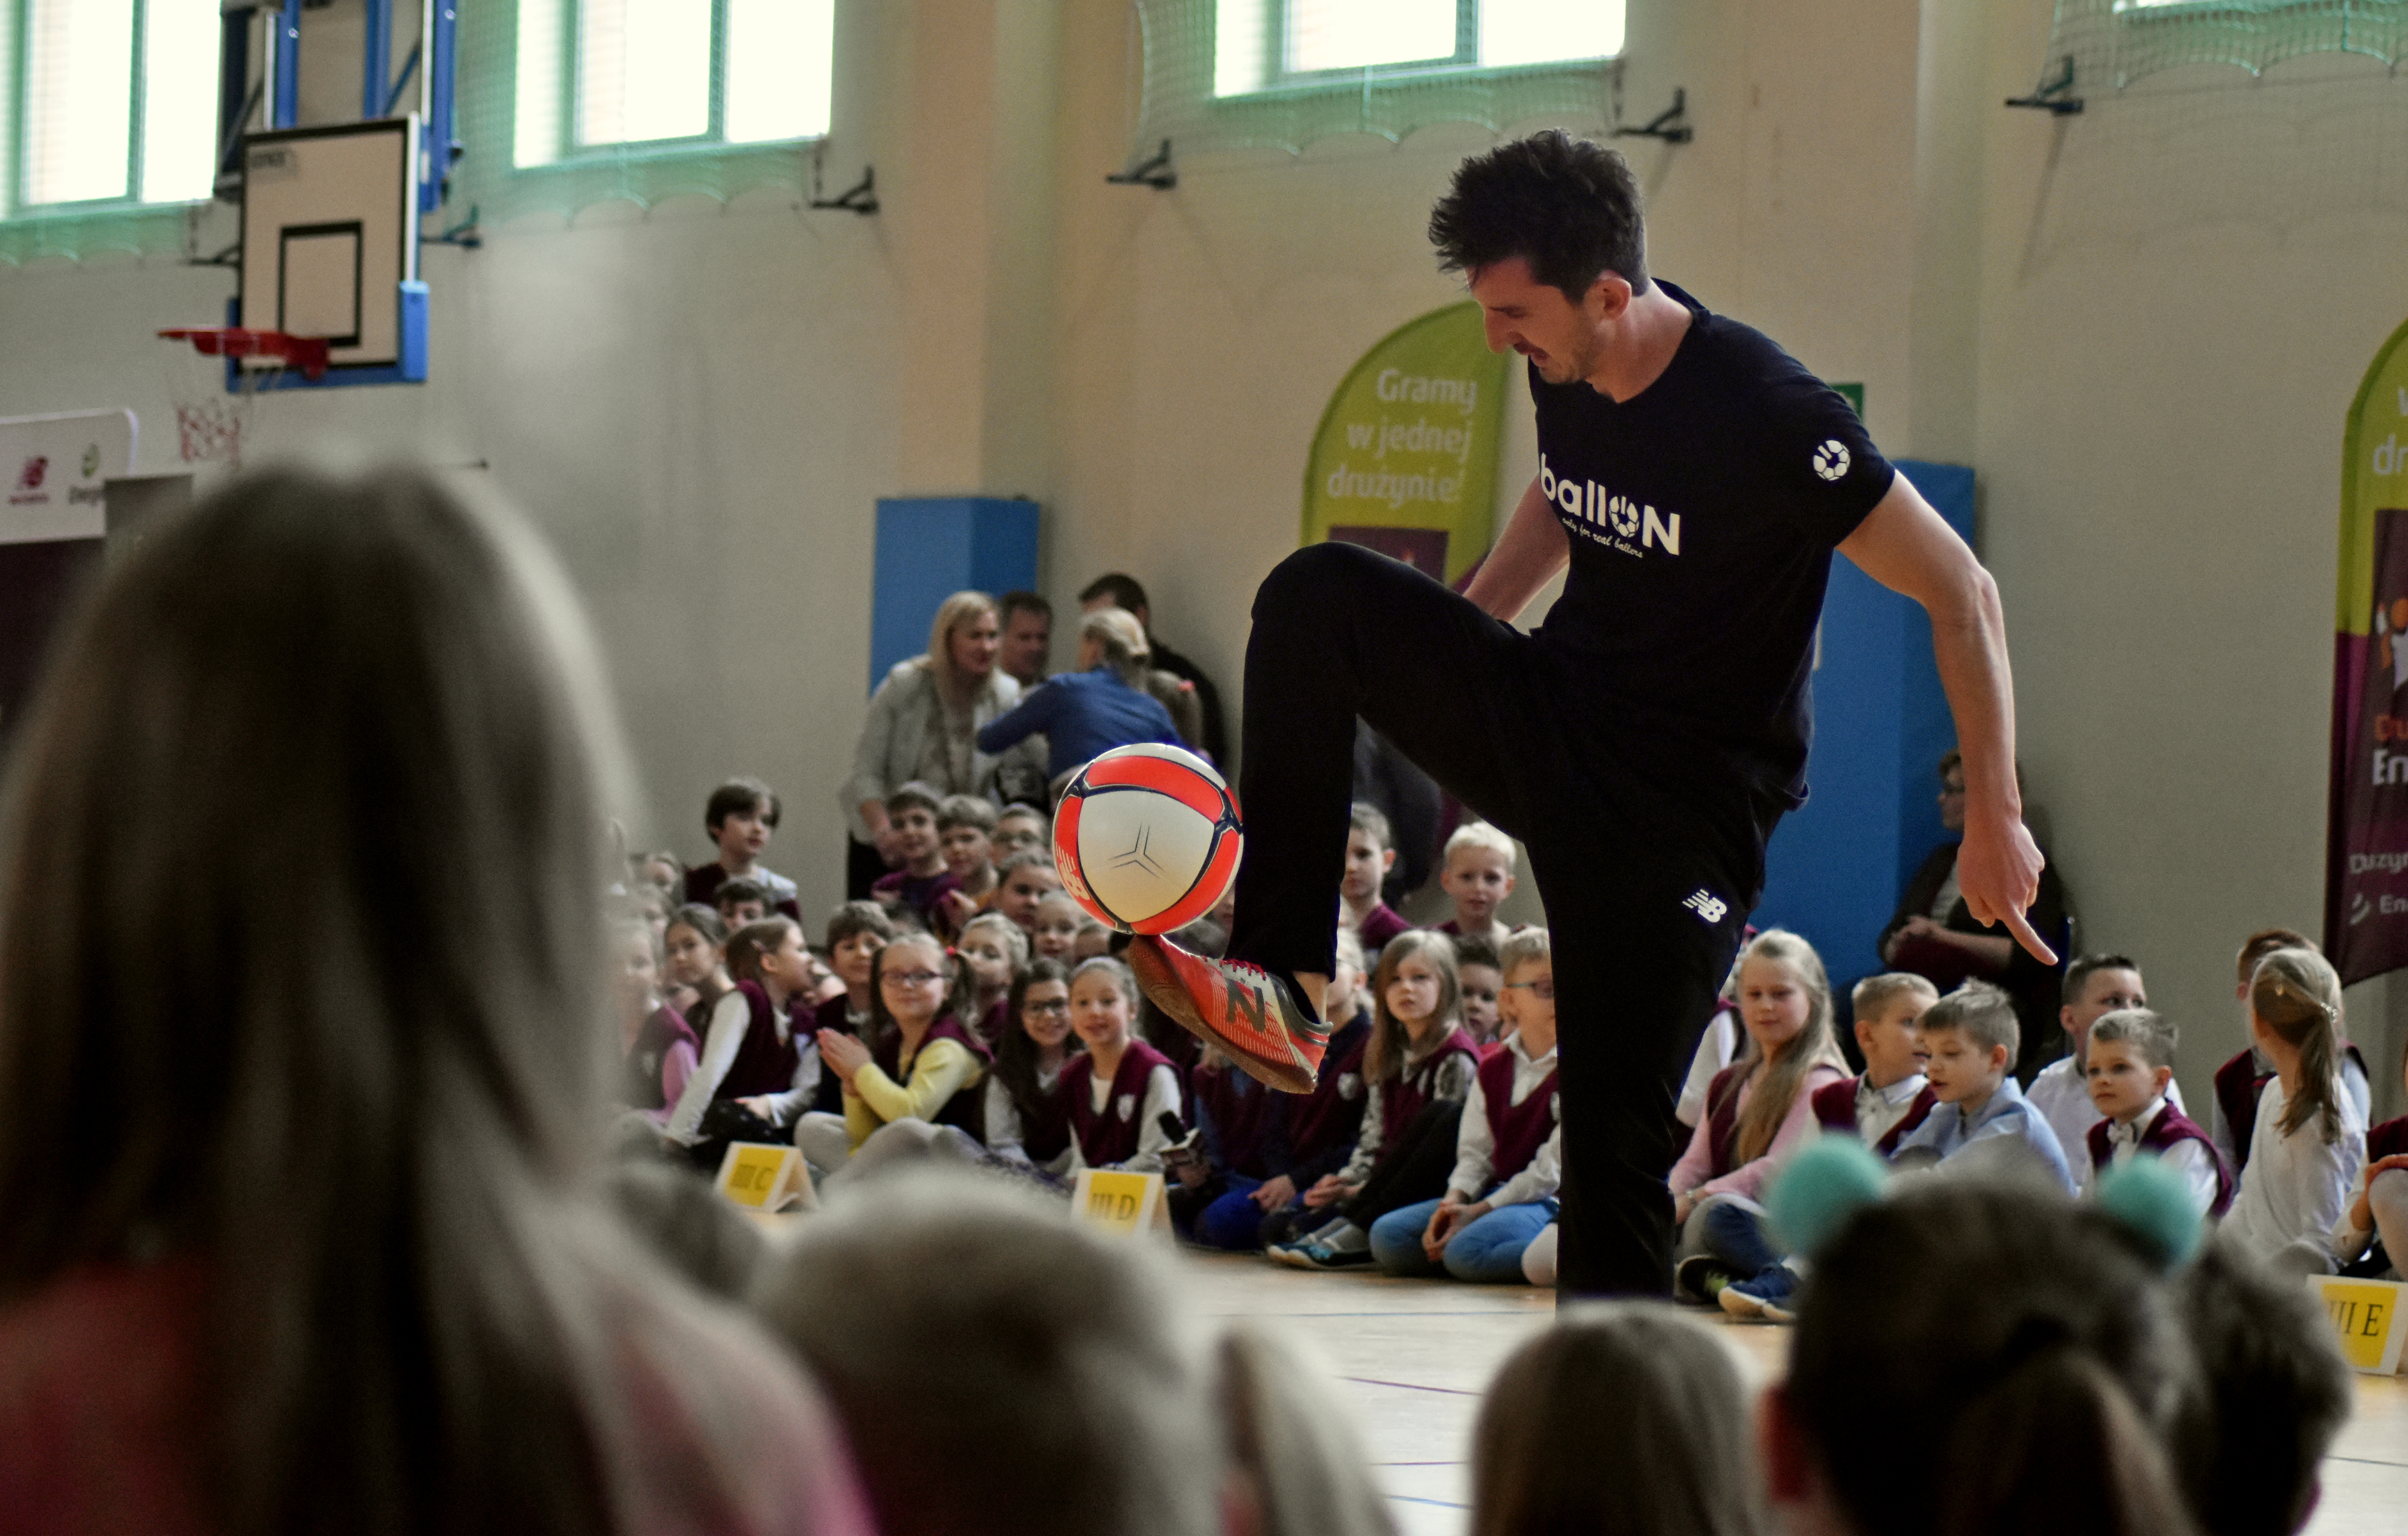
[2023,953,2186,1186]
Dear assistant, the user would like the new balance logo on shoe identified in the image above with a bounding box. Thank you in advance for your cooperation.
[1683,889,1729,924]
[1226,978,1268,1033]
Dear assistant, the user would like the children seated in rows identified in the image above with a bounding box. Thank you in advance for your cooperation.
[2224,946,2365,1272]
[1453,934,1505,1048]
[1064,958,1185,1176]
[955,911,1028,1045]
[684,775,802,918]
[985,959,1081,1175]
[660,916,823,1165]
[1169,1043,1290,1239]
[1370,929,1560,1283]
[1271,931,1478,1268]
[2334,1034,2408,1279]
[1436,821,1519,949]
[1032,890,1085,961]
[2082,1007,2232,1218]
[869,783,959,933]
[991,803,1048,863]
[1809,972,1936,1154]
[992,848,1062,934]
[662,903,731,1019]
[932,793,1002,934]
[1337,802,1411,953]
[2212,928,2374,1172]
[1891,980,2075,1190]
[796,932,991,1176]
[2025,953,2179,1183]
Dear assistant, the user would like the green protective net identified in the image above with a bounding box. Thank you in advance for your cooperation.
[2041,0,2408,93]
[1129,0,1620,162]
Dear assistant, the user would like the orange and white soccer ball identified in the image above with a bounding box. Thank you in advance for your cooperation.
[1052,744,1243,934]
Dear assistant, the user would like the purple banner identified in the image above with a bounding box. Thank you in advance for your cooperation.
[2328,507,2408,982]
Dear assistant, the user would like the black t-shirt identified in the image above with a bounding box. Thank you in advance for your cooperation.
[1527,280,1893,806]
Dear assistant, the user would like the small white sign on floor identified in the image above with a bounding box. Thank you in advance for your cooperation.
[0,411,135,545]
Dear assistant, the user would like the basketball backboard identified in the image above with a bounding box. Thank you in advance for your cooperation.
[236,118,426,383]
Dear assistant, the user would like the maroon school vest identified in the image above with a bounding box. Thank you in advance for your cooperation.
[1010,1057,1080,1164]
[2214,1043,2372,1171]
[1476,1047,1560,1187]
[870,1015,993,1134]
[2086,1104,2235,1218]
[1066,1038,1177,1167]
[1287,1018,1373,1166]
[1809,1076,1937,1156]
[718,981,801,1098]
[622,1004,700,1111]
[1194,1062,1286,1180]
[1381,1028,1480,1148]
[1702,1063,1750,1180]
[2369,1115,2408,1164]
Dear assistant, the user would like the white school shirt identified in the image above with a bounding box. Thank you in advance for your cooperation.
[661,990,818,1144]
[1854,1073,1930,1147]
[2225,1076,2366,1263]
[1066,1063,1183,1177]
[2098,1098,2219,1218]
[983,1056,1074,1174]
[1674,1009,1743,1128]
[1445,1034,1561,1209]
[2028,1057,2186,1192]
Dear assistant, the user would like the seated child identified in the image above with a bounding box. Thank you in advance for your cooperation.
[1063,957,1184,1175]
[681,775,801,919]
[662,903,731,1022]
[1338,802,1410,954]
[992,848,1062,935]
[1435,821,1520,951]
[1471,1304,1762,1536]
[1810,972,1937,1153]
[1072,919,1114,961]
[1168,1045,1292,1239]
[1668,930,1849,1299]
[931,794,1002,936]
[1452,934,1505,1049]
[990,803,1048,864]
[2026,954,2183,1183]
[633,849,684,899]
[617,919,700,1123]
[2225,947,2366,1272]
[954,910,1028,1046]
[1197,931,1375,1252]
[2332,1034,2408,1278]
[2212,928,2374,1173]
[2082,1008,2232,1218]
[2176,1235,2354,1536]
[1764,1170,2203,1536]
[1271,931,1479,1269]
[869,783,961,932]
[715,876,770,931]
[659,917,824,1167]
[1370,928,1560,1284]
[1032,890,1085,962]
[983,959,1082,1176]
[810,901,893,1044]
[751,1169,1221,1536]
[796,932,990,1178]
[1889,980,2076,1192]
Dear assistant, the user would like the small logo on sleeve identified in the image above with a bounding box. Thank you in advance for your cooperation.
[1812,441,1851,481]
[1682,889,1729,924]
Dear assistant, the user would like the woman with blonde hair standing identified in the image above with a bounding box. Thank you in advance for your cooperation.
[845,589,1046,897]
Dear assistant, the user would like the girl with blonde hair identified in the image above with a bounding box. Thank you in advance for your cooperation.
[2226,947,2368,1273]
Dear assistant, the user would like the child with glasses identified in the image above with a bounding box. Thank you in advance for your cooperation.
[794,933,991,1179]
[985,959,1082,1176]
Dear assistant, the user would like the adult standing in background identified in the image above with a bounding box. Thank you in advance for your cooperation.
[845,591,1047,899]
[1080,572,1230,769]
[1879,747,2069,1083]
[996,590,1054,688]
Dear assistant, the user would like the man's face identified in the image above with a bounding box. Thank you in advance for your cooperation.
[2062,968,2146,1061]
[1079,594,1149,633]
[1000,608,1051,684]
[1468,256,1609,386]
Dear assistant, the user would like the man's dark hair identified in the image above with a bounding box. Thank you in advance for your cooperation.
[998,590,1052,624]
[1079,573,1149,616]
[1429,130,1647,301]
[704,776,779,832]
[2061,953,2142,1007]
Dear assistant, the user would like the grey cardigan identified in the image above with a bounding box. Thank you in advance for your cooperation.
[843,658,1047,840]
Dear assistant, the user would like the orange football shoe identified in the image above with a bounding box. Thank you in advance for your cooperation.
[1127,934,1327,1094]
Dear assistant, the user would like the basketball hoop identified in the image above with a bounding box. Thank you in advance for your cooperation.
[155,327,328,470]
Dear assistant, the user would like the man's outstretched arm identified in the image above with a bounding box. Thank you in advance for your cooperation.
[1464,476,1570,622]
[1837,475,2058,965]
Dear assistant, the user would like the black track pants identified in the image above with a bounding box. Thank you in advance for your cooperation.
[1226,542,1774,1297]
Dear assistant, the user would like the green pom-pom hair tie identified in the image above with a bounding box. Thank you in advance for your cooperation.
[2091,1157,2204,1269]
[1766,1135,1890,1258]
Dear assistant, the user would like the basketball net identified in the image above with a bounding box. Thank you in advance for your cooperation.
[155,328,329,470]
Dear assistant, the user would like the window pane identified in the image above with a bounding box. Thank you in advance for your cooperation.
[578,0,711,146]
[1288,0,1454,73]
[1215,0,1271,95]
[140,0,219,202]
[1480,0,1624,68]
[724,0,834,143]
[516,0,564,166]
[24,0,136,204]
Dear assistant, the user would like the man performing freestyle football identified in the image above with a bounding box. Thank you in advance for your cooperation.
[1129,131,2055,1298]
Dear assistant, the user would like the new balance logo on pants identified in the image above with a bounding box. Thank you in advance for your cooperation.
[1683,890,1729,924]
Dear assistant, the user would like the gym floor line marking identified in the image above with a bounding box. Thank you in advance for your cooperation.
[1385,1495,1469,1510]
[1342,1376,1481,1397]
[2327,1453,2408,1468]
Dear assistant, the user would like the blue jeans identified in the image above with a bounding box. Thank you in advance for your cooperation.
[1368,1196,1557,1283]
[1699,1197,1797,1296]
[1192,1177,1268,1249]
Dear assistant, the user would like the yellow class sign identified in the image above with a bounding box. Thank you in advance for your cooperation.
[715,1141,812,1213]
[1071,1169,1170,1235]
[2311,1276,2407,1375]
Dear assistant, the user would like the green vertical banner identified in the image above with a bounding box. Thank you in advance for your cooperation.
[2328,315,2408,981]
[1302,302,1511,585]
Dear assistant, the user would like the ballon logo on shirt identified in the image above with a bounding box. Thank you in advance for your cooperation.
[1812,441,1851,481]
